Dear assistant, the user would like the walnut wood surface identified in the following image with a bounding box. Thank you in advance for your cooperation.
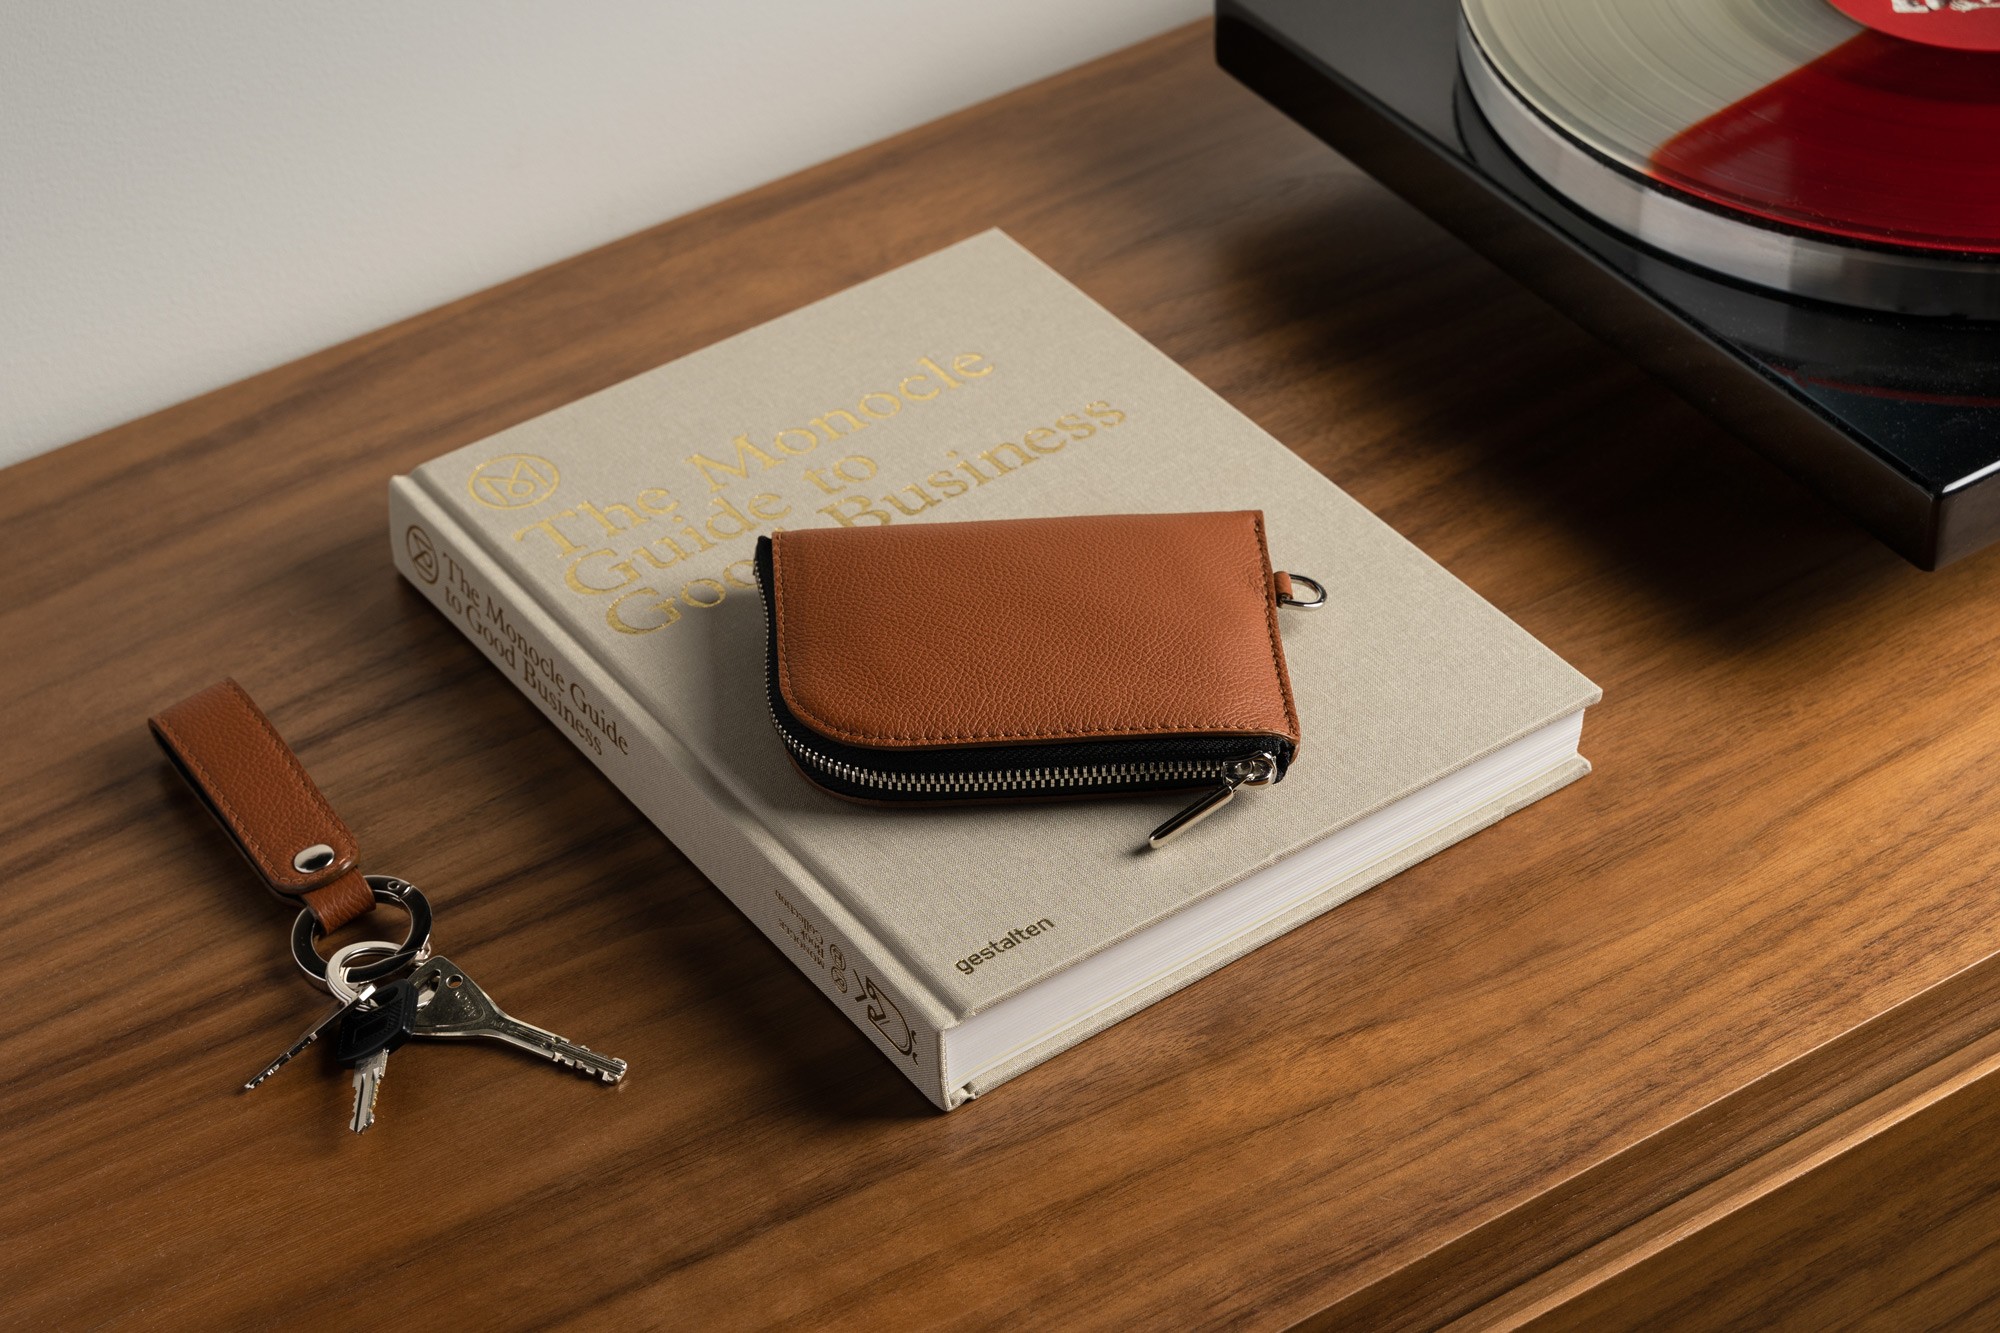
[1512,1020,2000,1331]
[6,22,2000,1330]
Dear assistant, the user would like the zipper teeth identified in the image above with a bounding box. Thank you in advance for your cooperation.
[765,697,1238,796]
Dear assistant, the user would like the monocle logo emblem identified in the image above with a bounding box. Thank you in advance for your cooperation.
[404,524,440,584]
[467,453,560,509]
[770,886,921,1063]
[857,975,919,1062]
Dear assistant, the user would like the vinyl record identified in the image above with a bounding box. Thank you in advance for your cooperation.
[1458,0,2000,316]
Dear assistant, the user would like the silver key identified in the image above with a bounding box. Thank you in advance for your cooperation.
[243,983,374,1091]
[321,939,413,1131]
[350,1049,389,1133]
[409,957,627,1084]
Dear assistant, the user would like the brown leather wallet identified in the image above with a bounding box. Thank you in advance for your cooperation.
[755,511,1317,846]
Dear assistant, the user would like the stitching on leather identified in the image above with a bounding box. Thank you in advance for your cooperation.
[1249,512,1301,739]
[224,680,356,884]
[773,516,1300,745]
[155,681,353,889]
[154,710,272,867]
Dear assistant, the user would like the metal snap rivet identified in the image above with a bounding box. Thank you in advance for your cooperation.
[292,843,336,873]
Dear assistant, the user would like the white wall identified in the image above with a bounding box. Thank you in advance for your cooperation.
[0,0,1202,467]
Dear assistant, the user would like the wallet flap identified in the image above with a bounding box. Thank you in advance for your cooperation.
[767,512,1300,751]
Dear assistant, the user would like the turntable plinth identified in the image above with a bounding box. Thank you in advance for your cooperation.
[1221,0,2000,569]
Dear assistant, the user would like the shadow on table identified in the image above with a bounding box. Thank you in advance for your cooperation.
[1212,192,1927,644]
[637,845,941,1124]
[1009,77,1951,656]
[361,586,942,1123]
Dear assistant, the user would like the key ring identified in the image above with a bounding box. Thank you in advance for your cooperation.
[323,940,409,1007]
[292,877,432,987]
[292,875,433,988]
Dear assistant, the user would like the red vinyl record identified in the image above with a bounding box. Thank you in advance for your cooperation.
[1461,0,2000,258]
[1652,34,2000,253]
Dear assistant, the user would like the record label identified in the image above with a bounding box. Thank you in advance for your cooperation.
[1822,0,2000,53]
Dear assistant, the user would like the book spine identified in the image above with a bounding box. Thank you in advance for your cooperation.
[387,478,959,1109]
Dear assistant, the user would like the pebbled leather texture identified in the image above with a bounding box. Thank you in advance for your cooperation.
[770,511,1300,752]
[303,869,375,932]
[149,679,373,931]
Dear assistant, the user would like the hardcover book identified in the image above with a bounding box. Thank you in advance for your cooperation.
[388,231,1600,1109]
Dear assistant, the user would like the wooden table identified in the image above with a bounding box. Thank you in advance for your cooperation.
[9,22,2000,1330]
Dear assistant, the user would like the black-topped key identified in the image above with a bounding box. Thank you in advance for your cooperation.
[243,983,374,1091]
[334,979,418,1132]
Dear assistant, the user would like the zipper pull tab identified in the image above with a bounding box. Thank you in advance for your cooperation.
[1147,752,1278,850]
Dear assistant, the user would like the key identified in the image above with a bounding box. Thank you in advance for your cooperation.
[243,982,375,1091]
[408,957,628,1084]
[347,1050,389,1134]
[250,936,411,1092]
[334,979,419,1133]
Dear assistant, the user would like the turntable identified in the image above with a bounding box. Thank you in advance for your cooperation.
[1218,0,2000,568]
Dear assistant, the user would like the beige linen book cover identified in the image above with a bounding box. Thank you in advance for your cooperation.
[388,231,1600,1109]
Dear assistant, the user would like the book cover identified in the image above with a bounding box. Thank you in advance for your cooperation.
[389,231,1600,1108]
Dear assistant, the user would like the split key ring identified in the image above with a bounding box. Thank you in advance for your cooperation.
[292,875,434,988]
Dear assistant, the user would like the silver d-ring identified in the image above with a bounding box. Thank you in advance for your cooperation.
[291,876,433,988]
[1276,572,1328,611]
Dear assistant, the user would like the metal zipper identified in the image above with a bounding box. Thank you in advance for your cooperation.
[755,550,1282,846]
[1144,754,1276,849]
[766,696,1277,847]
